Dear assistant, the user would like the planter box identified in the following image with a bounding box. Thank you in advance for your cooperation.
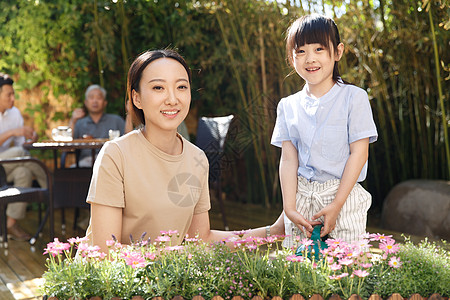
[45,293,448,300]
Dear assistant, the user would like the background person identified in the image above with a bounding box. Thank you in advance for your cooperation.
[68,84,125,167]
[271,14,378,248]
[0,72,47,241]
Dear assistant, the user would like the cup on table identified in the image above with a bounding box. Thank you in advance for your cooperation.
[52,126,73,141]
[109,129,120,140]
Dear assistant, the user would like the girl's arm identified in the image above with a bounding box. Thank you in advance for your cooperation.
[280,141,318,237]
[187,210,285,244]
[312,137,370,237]
[90,203,123,253]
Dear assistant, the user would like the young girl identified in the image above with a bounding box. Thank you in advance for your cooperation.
[271,15,378,248]
[85,49,284,253]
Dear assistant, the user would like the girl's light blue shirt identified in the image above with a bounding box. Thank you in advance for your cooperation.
[271,82,378,183]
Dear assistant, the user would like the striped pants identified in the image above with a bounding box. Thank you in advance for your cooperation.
[283,176,371,248]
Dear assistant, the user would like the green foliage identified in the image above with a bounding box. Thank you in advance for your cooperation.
[0,0,448,208]
[41,234,450,299]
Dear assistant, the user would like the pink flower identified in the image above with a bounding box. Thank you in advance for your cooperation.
[370,233,393,242]
[338,272,349,278]
[43,238,71,257]
[329,263,342,271]
[124,252,146,269]
[67,236,88,245]
[184,235,199,242]
[145,252,157,260]
[246,244,257,251]
[87,251,106,259]
[265,236,277,244]
[232,230,250,237]
[360,263,373,268]
[388,256,402,268]
[106,240,115,247]
[286,255,304,262]
[380,239,400,254]
[77,243,89,252]
[353,269,369,278]
[166,245,184,251]
[338,258,354,266]
[300,238,313,247]
[326,256,334,264]
[326,238,345,248]
[155,236,171,242]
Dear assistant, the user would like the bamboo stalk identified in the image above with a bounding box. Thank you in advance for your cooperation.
[216,9,270,206]
[427,2,450,177]
[93,0,104,88]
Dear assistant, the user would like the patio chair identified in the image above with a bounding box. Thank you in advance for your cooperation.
[195,114,234,230]
[56,150,91,232]
[0,157,54,248]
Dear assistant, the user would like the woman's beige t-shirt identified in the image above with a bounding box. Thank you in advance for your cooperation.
[85,129,211,246]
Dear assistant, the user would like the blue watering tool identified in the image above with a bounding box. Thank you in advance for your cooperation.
[295,224,328,260]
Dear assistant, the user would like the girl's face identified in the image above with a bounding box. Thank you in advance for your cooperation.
[292,41,343,97]
[132,58,191,134]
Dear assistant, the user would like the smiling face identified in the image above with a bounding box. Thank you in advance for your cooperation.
[293,42,343,97]
[132,57,191,134]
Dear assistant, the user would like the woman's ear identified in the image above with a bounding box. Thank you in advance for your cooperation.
[132,89,142,109]
[335,43,344,61]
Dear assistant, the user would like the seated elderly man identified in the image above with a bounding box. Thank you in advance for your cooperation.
[69,84,125,167]
[0,73,47,241]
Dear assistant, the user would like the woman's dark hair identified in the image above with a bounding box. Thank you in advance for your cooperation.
[286,14,342,83]
[0,73,14,91]
[126,49,191,127]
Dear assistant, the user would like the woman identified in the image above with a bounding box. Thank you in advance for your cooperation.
[86,49,284,253]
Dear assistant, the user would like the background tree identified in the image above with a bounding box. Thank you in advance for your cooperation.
[0,0,448,213]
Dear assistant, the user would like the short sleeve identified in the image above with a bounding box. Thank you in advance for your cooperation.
[193,152,211,214]
[14,113,25,147]
[86,141,125,208]
[348,89,378,144]
[271,99,290,147]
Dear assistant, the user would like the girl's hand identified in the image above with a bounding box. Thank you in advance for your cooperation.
[286,209,320,238]
[312,202,342,237]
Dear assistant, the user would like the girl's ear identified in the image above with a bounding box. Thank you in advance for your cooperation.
[132,89,142,109]
[335,43,344,61]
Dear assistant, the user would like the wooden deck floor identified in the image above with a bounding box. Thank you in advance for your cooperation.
[0,200,436,300]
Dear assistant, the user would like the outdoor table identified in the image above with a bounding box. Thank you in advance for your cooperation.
[23,138,108,232]
[23,138,108,169]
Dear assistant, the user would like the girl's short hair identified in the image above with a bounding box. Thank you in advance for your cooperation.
[126,49,191,127]
[286,14,342,82]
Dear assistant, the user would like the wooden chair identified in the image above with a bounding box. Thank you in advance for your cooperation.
[195,115,234,230]
[0,157,54,248]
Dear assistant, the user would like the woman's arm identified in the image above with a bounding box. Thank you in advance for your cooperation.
[280,140,318,237]
[312,137,370,237]
[187,210,285,244]
[90,203,123,253]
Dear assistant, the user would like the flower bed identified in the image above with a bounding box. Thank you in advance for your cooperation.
[41,232,450,300]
